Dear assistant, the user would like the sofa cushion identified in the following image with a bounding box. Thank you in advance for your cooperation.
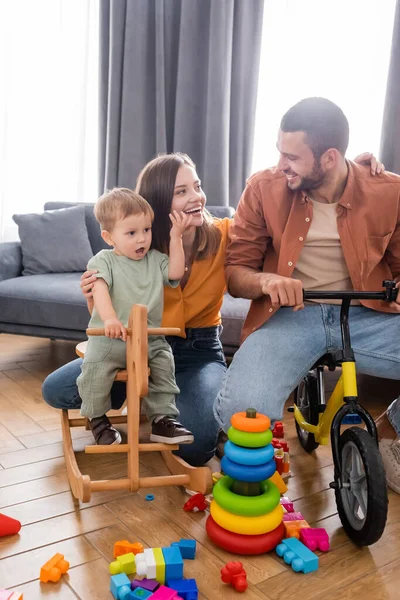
[0,273,90,331]
[13,205,93,275]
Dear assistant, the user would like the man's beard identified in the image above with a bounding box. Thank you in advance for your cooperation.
[286,160,326,191]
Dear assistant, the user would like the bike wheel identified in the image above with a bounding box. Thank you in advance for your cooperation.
[335,427,388,546]
[294,371,319,453]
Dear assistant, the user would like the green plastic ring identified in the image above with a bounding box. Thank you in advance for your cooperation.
[227,426,273,448]
[213,476,281,517]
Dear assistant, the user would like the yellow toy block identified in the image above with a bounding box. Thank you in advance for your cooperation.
[269,470,288,494]
[153,547,165,584]
[40,553,70,583]
[109,552,136,575]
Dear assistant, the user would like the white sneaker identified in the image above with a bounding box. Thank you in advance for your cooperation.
[379,438,400,494]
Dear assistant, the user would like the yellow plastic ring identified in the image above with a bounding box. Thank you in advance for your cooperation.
[231,412,271,433]
[210,500,283,535]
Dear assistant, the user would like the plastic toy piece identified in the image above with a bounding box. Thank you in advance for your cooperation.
[0,514,21,537]
[109,552,136,575]
[136,548,157,579]
[221,561,248,593]
[276,538,319,573]
[167,578,198,600]
[146,494,155,501]
[131,588,153,599]
[280,496,294,512]
[183,493,207,512]
[114,540,145,558]
[110,573,131,600]
[171,538,196,559]
[162,546,184,580]
[268,470,288,494]
[131,579,159,592]
[150,586,180,599]
[283,511,306,522]
[283,520,309,539]
[342,413,362,424]
[271,421,284,438]
[39,553,70,583]
[300,527,330,552]
[154,547,166,583]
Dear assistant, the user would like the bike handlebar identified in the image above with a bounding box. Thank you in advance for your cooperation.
[303,280,398,303]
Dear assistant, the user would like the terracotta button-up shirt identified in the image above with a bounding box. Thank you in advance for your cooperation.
[226,161,400,342]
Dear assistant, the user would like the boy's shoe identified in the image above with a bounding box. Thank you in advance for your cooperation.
[88,415,122,445]
[216,429,228,460]
[150,417,194,444]
[379,437,400,494]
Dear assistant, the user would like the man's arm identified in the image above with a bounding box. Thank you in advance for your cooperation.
[385,196,400,306]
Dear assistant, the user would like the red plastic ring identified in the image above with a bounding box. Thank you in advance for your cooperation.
[206,515,285,555]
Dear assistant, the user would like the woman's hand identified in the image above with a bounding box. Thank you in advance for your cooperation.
[169,211,193,238]
[80,269,98,298]
[353,152,385,176]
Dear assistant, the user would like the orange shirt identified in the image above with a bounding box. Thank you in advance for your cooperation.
[162,217,230,336]
[226,161,400,342]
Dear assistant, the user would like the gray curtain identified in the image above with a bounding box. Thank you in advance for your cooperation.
[99,0,264,207]
[380,0,400,174]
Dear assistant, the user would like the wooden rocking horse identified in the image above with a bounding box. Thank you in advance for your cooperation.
[61,304,213,502]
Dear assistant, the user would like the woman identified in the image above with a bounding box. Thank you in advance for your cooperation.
[42,151,384,466]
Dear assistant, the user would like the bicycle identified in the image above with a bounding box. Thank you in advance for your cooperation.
[291,279,398,546]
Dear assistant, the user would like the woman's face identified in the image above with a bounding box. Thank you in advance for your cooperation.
[171,164,206,227]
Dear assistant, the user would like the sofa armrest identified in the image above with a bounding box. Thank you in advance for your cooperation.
[0,242,23,281]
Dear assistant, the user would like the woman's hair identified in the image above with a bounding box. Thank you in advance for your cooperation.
[135,152,221,260]
[94,188,154,231]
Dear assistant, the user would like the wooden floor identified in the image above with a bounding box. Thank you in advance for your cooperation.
[0,334,400,599]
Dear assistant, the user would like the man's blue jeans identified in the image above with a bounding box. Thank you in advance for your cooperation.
[214,305,400,433]
[42,326,226,466]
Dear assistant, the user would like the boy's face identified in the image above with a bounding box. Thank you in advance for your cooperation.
[102,212,153,260]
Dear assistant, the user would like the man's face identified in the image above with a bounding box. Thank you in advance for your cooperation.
[276,129,326,191]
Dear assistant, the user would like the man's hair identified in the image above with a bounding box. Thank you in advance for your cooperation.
[280,97,349,158]
[94,188,154,231]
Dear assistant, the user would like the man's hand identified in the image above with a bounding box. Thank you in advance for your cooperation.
[80,269,98,298]
[388,281,400,312]
[261,274,304,311]
[104,318,127,341]
[169,211,193,238]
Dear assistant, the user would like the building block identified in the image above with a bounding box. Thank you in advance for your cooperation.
[162,546,184,580]
[280,496,294,512]
[167,578,198,600]
[130,589,153,599]
[150,585,180,599]
[8,594,23,600]
[283,520,309,539]
[136,548,158,579]
[268,470,288,494]
[131,579,159,593]
[110,552,136,575]
[153,547,166,583]
[272,421,284,437]
[171,539,196,559]
[283,512,306,522]
[276,538,318,573]
[39,553,70,583]
[183,493,207,512]
[300,528,330,552]
[0,514,21,537]
[221,561,248,593]
[110,573,131,600]
[114,540,145,558]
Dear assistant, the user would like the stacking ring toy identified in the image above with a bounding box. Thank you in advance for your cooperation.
[206,516,285,554]
[213,476,280,517]
[231,412,270,432]
[221,456,276,482]
[224,440,274,466]
[227,426,273,448]
[210,500,283,535]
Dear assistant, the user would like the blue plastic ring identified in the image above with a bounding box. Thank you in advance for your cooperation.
[221,456,276,482]
[145,494,155,501]
[224,440,274,466]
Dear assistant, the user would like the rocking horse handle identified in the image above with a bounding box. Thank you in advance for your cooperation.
[86,327,181,336]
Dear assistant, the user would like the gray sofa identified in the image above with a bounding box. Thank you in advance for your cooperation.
[0,202,250,355]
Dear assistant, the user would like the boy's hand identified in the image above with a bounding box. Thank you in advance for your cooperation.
[169,210,193,238]
[104,318,127,341]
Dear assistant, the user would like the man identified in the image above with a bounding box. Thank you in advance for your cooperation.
[214,97,400,493]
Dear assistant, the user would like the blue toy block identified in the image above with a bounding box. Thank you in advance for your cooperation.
[171,539,196,559]
[162,546,184,580]
[110,573,132,599]
[276,538,318,573]
[342,413,362,424]
[130,588,153,599]
[167,578,198,600]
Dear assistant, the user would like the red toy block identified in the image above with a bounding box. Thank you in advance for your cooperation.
[271,421,284,438]
[183,493,207,512]
[221,561,248,593]
[40,553,70,583]
[300,527,330,552]
[0,513,21,537]
[113,539,144,558]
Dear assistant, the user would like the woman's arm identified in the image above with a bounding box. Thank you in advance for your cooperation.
[168,211,193,280]
[80,270,97,315]
[353,152,384,175]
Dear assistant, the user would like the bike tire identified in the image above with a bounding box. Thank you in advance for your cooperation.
[294,371,320,453]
